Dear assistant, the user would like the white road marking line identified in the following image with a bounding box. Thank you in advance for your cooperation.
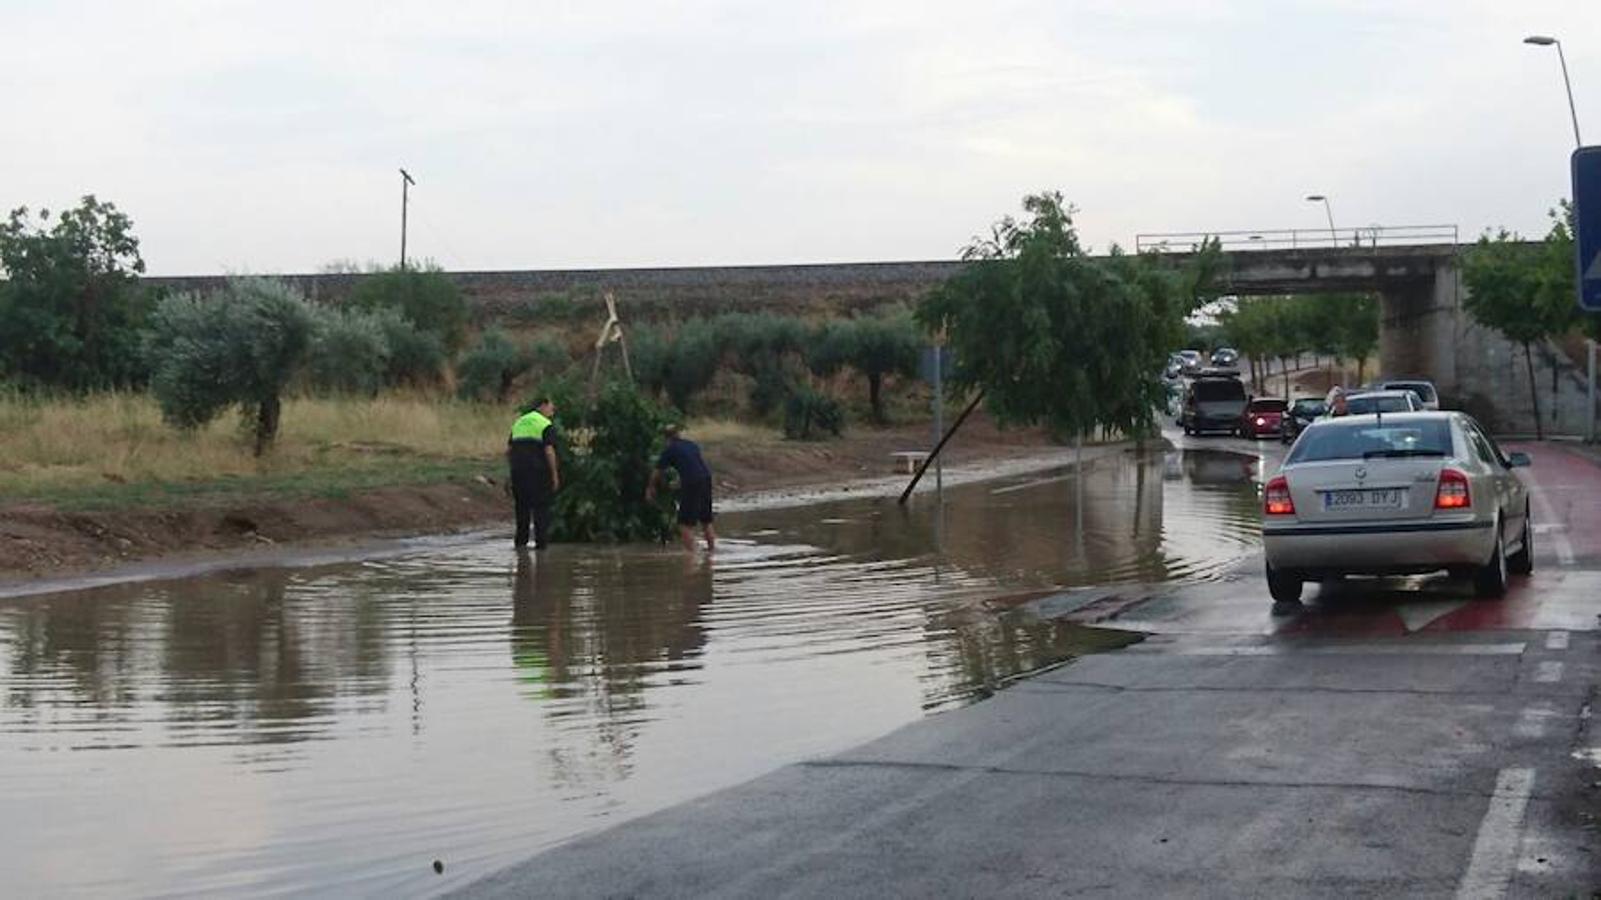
[1165,643,1527,657]
[1456,767,1536,900]
[1545,631,1570,651]
[1513,704,1557,739]
[1525,480,1575,566]
[1534,661,1564,683]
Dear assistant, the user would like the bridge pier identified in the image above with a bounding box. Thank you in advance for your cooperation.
[1377,260,1459,393]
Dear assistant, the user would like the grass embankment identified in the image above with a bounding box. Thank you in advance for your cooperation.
[0,392,508,511]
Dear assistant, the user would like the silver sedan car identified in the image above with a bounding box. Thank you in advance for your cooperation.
[1262,412,1531,607]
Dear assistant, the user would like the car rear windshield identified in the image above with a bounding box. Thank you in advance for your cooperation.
[1192,380,1246,402]
[1347,395,1412,414]
[1248,399,1287,412]
[1287,419,1454,463]
[1384,382,1437,402]
[1290,400,1326,417]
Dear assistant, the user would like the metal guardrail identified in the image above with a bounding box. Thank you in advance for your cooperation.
[1134,224,1459,253]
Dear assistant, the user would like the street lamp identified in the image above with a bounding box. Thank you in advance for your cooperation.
[1524,35,1583,147]
[1524,35,1592,440]
[1306,194,1337,245]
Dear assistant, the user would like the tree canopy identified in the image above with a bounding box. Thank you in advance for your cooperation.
[146,278,317,455]
[917,192,1205,439]
[1461,203,1579,438]
[0,196,150,390]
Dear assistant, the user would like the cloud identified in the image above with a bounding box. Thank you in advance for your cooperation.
[1,0,1595,273]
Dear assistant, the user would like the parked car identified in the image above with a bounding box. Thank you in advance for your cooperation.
[1345,390,1423,416]
[1280,396,1327,443]
[1164,354,1186,380]
[1375,378,1440,410]
[1261,411,1532,607]
[1211,347,1240,367]
[1181,371,1248,436]
[1238,397,1288,439]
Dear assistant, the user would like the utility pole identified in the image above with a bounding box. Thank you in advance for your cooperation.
[399,168,415,271]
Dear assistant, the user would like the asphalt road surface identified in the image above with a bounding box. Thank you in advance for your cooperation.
[457,434,1601,899]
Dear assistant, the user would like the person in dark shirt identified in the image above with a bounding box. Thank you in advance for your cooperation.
[646,424,716,553]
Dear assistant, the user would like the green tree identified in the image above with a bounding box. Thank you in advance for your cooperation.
[661,320,721,412]
[374,310,446,386]
[918,192,1194,441]
[305,307,390,395]
[456,329,530,402]
[1336,294,1379,384]
[0,196,150,389]
[348,265,469,353]
[1462,208,1577,439]
[146,278,317,455]
[548,382,678,542]
[844,315,921,424]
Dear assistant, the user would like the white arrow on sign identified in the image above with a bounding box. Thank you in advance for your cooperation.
[1587,249,1601,280]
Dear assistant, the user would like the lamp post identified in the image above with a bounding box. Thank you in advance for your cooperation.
[1525,35,1595,441]
[1523,35,1583,147]
[1306,194,1337,245]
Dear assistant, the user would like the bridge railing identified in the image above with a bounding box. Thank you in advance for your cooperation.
[1133,224,1459,253]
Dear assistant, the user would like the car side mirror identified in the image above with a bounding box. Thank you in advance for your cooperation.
[1505,452,1531,469]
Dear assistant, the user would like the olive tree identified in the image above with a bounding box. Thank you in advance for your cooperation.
[146,278,317,455]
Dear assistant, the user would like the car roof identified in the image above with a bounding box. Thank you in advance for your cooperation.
[1304,410,1461,429]
[1347,389,1417,399]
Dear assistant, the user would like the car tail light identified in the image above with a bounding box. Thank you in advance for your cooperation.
[1434,468,1471,510]
[1264,475,1295,516]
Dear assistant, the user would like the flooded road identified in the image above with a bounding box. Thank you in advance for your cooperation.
[0,448,1262,897]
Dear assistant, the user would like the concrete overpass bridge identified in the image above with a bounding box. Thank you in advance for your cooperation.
[1137,225,1593,434]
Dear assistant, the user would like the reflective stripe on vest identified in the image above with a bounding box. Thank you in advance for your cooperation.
[510,410,552,441]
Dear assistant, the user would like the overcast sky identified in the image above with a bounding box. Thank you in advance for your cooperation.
[4,0,1597,275]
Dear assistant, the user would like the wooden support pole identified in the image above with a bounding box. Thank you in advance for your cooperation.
[898,390,985,505]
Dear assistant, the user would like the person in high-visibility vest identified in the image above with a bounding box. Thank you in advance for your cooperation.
[508,397,561,549]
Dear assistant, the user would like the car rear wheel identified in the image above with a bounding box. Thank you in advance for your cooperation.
[1266,563,1303,605]
[1507,507,1533,576]
[1473,522,1509,599]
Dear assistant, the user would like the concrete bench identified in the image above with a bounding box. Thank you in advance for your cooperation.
[891,451,929,474]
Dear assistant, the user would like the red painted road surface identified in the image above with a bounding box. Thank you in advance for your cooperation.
[1109,441,1601,637]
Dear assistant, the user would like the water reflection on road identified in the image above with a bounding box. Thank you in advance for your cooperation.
[0,449,1261,897]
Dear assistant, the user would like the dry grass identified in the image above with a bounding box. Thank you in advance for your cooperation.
[0,391,510,499]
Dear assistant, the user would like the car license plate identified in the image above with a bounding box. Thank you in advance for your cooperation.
[1322,489,1406,510]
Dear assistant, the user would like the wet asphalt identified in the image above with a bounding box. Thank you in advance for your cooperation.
[456,432,1601,898]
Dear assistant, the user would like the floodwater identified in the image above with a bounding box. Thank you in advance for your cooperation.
[0,448,1262,897]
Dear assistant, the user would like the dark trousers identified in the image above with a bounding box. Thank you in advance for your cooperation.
[512,469,553,549]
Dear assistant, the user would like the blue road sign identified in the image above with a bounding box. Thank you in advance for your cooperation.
[1575,146,1601,311]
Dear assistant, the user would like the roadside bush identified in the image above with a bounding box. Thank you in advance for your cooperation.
[550,382,678,543]
[305,307,390,395]
[662,320,721,412]
[525,335,573,381]
[456,329,528,402]
[376,311,446,386]
[348,265,469,353]
[627,324,670,398]
[146,277,316,455]
[783,386,845,440]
